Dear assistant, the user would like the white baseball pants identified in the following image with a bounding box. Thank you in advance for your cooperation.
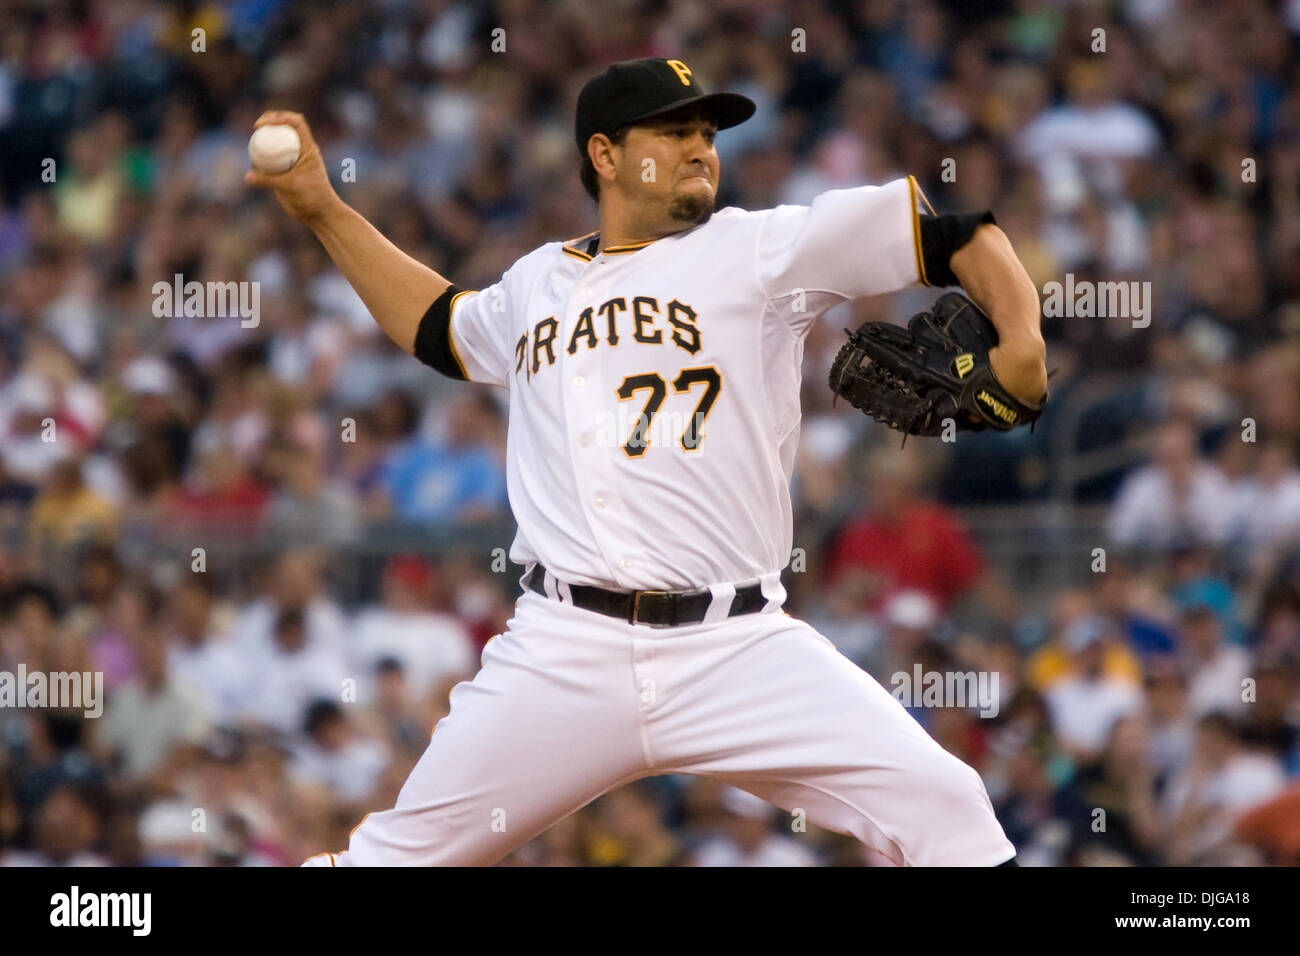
[318,590,1015,866]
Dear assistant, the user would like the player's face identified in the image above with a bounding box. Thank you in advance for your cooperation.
[617,107,720,228]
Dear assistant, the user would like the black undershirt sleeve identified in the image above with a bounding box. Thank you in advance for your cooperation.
[412,284,468,380]
[919,210,997,287]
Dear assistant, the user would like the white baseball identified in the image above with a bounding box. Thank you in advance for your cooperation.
[248,124,301,174]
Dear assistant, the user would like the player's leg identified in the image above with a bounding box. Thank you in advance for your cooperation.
[323,592,648,865]
[649,613,1015,866]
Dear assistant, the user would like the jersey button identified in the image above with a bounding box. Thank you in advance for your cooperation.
[619,558,632,569]
[572,375,585,387]
[578,432,592,447]
[580,286,593,297]
[594,496,606,509]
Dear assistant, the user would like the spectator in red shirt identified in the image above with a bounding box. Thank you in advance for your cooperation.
[826,447,987,613]
[164,442,270,536]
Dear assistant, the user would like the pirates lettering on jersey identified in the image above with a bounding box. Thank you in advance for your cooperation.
[567,308,598,354]
[600,298,624,346]
[520,295,703,381]
[532,317,559,374]
[666,301,700,354]
[632,297,661,343]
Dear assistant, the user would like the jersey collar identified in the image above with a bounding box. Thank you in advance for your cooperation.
[561,232,663,262]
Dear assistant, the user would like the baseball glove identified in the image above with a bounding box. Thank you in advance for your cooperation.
[829,292,1046,437]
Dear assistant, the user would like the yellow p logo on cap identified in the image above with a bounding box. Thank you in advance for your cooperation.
[666,59,693,86]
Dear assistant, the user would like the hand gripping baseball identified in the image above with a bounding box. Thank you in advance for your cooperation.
[244,111,341,227]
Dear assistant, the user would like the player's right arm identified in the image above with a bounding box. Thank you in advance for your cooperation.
[244,111,449,356]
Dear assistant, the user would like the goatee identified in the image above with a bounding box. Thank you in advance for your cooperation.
[669,191,715,226]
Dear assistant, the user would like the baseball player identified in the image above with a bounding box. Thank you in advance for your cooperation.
[248,57,1048,866]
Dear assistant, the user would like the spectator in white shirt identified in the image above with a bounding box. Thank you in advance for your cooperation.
[231,549,348,659]
[1016,59,1160,214]
[351,555,476,705]
[1046,616,1143,762]
[1228,440,1300,549]
[1179,605,1252,718]
[1107,420,1233,550]
[289,700,390,806]
[237,607,348,738]
[165,575,248,727]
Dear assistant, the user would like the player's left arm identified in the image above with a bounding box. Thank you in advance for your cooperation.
[948,224,1048,405]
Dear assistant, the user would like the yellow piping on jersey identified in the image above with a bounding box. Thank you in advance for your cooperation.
[349,813,372,842]
[560,232,659,258]
[446,289,475,377]
[907,175,932,287]
[603,238,659,254]
[562,231,598,262]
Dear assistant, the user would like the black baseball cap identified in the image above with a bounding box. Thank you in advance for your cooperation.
[575,57,756,154]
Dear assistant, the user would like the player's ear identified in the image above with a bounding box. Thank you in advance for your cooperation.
[588,133,620,185]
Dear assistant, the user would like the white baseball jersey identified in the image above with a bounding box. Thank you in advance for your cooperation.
[446,176,931,591]
[307,174,1017,869]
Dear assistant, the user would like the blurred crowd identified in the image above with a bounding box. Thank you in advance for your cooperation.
[1,0,1299,865]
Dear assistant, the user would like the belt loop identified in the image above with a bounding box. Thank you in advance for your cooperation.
[759,572,786,612]
[543,569,560,602]
[703,582,736,624]
[523,564,543,596]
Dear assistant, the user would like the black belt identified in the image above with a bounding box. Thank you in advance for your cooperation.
[525,564,769,628]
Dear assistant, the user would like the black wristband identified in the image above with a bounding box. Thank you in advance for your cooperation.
[412,284,467,380]
[919,210,996,287]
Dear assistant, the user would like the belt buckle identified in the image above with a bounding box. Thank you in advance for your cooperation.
[631,589,676,628]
